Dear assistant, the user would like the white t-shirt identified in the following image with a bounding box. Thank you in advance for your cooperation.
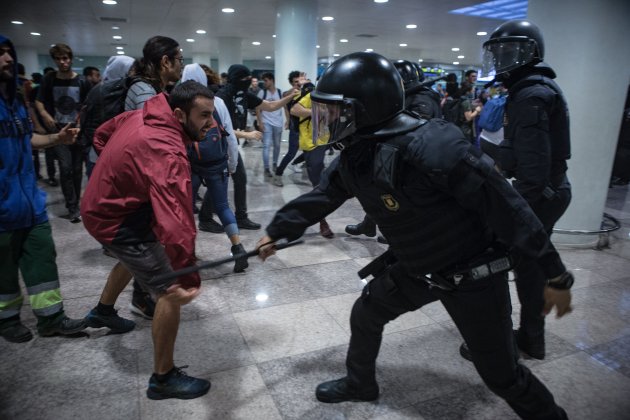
[257,88,284,127]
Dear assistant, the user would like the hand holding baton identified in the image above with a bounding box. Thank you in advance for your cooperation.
[153,239,303,283]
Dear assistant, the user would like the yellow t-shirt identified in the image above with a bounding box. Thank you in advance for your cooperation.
[297,93,330,152]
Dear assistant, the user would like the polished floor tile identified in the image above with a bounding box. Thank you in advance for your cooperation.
[1,146,629,419]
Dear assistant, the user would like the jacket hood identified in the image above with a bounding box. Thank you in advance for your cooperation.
[142,93,190,142]
[182,64,207,87]
[532,62,557,79]
[0,34,18,102]
[102,55,135,81]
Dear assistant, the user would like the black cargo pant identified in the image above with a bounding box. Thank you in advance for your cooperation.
[515,177,571,341]
[345,263,566,420]
[54,143,84,212]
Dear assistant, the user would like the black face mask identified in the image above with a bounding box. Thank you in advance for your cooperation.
[233,79,250,92]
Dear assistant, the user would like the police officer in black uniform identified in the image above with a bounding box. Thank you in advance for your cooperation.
[474,19,572,360]
[345,59,442,239]
[256,52,573,419]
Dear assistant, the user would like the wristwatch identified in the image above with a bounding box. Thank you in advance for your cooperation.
[547,271,574,290]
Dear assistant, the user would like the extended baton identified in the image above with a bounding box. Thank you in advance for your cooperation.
[152,239,304,283]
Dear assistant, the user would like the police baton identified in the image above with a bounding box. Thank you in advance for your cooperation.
[152,239,304,283]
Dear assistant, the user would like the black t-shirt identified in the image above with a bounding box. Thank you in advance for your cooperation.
[216,84,263,130]
[37,71,88,126]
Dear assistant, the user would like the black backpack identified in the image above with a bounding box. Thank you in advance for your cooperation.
[187,109,229,171]
[262,88,282,100]
[442,98,463,125]
[79,76,139,147]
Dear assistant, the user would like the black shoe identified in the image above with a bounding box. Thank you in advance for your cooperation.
[231,243,249,273]
[131,293,156,320]
[47,178,59,187]
[315,377,379,403]
[459,342,473,361]
[38,315,87,337]
[199,219,224,234]
[515,329,545,360]
[69,209,81,224]
[376,235,388,244]
[0,319,33,343]
[345,221,376,237]
[237,218,261,230]
[147,366,211,400]
[264,169,273,178]
[86,308,136,333]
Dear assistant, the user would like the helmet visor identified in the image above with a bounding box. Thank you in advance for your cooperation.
[311,100,356,147]
[482,38,538,76]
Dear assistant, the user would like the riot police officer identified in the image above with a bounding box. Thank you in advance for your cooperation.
[474,19,572,360]
[345,59,442,239]
[256,52,572,419]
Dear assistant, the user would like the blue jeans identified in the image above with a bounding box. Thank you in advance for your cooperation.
[193,168,239,238]
[262,122,283,170]
[275,128,299,176]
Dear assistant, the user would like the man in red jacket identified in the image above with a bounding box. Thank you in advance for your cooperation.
[81,81,214,400]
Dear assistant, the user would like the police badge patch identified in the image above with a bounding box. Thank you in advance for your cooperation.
[381,194,400,211]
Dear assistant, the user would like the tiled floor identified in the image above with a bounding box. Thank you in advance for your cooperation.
[2,144,629,419]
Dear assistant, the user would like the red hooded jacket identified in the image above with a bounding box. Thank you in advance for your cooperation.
[81,93,199,287]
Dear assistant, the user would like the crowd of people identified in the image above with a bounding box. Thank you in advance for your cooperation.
[1,18,576,419]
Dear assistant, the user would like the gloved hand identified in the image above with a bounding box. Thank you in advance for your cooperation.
[542,286,573,318]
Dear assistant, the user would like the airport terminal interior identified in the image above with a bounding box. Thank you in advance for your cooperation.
[2,0,630,419]
[1,145,629,419]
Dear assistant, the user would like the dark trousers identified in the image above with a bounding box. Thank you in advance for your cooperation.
[346,263,566,419]
[304,145,326,187]
[44,147,56,179]
[275,129,299,176]
[203,152,248,221]
[515,179,571,339]
[54,144,84,212]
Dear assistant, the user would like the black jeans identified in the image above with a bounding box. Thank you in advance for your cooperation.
[203,152,248,221]
[515,179,571,339]
[44,147,56,179]
[345,263,566,419]
[54,144,84,212]
[304,145,326,187]
[275,129,299,176]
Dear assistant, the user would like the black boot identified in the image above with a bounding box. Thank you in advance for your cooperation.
[515,329,545,360]
[231,243,249,273]
[345,221,376,237]
[315,377,379,403]
[0,318,33,343]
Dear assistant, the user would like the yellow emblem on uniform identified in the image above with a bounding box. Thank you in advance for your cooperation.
[381,194,400,211]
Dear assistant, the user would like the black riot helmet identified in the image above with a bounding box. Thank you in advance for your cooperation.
[393,60,419,88]
[311,52,421,147]
[482,19,545,79]
[412,62,425,82]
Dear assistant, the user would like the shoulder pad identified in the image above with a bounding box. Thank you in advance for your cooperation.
[405,119,472,173]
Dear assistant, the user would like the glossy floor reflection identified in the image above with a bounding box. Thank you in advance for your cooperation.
[2,144,629,419]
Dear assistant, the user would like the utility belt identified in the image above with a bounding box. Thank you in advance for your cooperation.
[357,246,513,292]
[426,246,513,291]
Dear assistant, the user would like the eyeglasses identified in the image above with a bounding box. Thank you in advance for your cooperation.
[174,56,184,64]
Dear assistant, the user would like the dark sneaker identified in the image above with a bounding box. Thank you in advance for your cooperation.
[376,235,388,244]
[237,218,261,230]
[38,315,87,337]
[345,221,376,237]
[316,377,379,403]
[0,320,33,343]
[69,209,82,224]
[147,366,211,400]
[85,308,135,333]
[264,169,273,178]
[131,293,155,320]
[199,219,224,234]
[47,178,59,187]
[231,243,249,273]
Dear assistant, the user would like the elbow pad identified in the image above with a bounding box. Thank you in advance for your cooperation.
[448,147,497,196]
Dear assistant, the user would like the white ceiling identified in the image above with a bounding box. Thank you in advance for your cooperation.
[1,0,509,68]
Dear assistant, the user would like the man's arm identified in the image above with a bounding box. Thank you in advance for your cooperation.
[290,102,311,119]
[257,88,298,112]
[31,124,78,149]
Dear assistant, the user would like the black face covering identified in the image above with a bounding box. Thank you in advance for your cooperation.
[234,79,250,92]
